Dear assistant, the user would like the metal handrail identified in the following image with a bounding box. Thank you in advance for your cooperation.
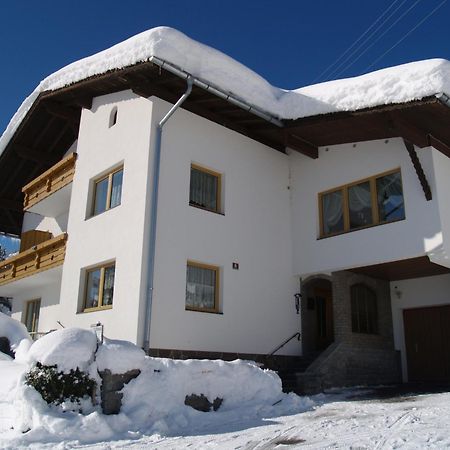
[268,332,301,356]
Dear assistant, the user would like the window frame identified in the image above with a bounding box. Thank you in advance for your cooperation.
[350,283,378,335]
[185,260,220,314]
[83,262,116,312]
[189,164,222,214]
[24,298,41,334]
[318,168,404,238]
[91,166,124,217]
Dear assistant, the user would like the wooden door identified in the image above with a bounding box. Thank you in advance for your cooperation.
[315,287,334,350]
[403,306,450,382]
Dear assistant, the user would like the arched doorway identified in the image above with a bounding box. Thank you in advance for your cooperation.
[301,277,334,356]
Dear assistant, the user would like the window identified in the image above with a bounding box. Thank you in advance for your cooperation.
[84,263,115,311]
[319,169,405,237]
[189,164,221,213]
[109,106,118,128]
[24,299,40,334]
[92,167,123,216]
[351,284,378,334]
[185,261,219,313]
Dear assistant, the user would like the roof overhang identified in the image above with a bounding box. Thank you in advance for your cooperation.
[1,59,450,235]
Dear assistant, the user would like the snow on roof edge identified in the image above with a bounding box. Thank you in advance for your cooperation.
[1,26,450,160]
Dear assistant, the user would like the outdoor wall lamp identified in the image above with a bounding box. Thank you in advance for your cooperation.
[294,293,301,314]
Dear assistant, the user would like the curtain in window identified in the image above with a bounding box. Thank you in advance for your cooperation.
[110,170,123,209]
[102,266,115,306]
[322,191,344,234]
[190,168,217,211]
[348,182,372,229]
[376,172,404,222]
[186,265,216,310]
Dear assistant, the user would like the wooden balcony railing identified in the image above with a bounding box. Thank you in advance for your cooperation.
[0,233,67,286]
[22,152,77,211]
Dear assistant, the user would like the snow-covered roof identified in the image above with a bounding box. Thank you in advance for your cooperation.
[1,26,450,158]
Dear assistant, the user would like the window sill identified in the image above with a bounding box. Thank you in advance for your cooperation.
[318,217,405,240]
[189,202,224,216]
[185,306,223,315]
[79,305,113,314]
[85,203,121,221]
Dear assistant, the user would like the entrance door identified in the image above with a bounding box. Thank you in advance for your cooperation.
[403,305,450,382]
[314,287,334,350]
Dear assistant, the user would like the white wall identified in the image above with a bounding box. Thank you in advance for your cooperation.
[390,273,450,381]
[22,211,69,236]
[10,271,62,333]
[290,139,443,277]
[148,97,300,355]
[430,149,450,267]
[57,90,154,344]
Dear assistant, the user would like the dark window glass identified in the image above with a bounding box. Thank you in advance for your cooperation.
[186,264,217,311]
[93,178,109,216]
[110,170,123,209]
[189,167,219,212]
[351,284,378,334]
[348,181,372,229]
[86,269,101,309]
[25,300,40,334]
[322,190,344,235]
[376,172,405,223]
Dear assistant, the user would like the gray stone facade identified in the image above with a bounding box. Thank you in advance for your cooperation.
[300,270,401,393]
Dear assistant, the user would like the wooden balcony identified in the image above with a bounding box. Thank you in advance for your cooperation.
[22,152,77,211]
[0,233,67,286]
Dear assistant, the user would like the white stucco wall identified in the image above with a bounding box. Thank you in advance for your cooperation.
[10,270,62,333]
[147,97,300,355]
[429,149,450,267]
[390,273,450,381]
[22,211,69,236]
[290,139,443,276]
[57,90,154,344]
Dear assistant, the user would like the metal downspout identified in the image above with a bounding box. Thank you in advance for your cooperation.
[143,77,194,352]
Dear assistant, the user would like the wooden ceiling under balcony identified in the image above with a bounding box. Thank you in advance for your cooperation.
[1,59,450,235]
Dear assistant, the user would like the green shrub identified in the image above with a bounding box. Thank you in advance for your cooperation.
[25,362,96,406]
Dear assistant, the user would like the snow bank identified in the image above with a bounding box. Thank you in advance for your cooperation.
[0,312,31,353]
[96,337,146,374]
[6,329,315,445]
[1,27,449,159]
[27,328,97,372]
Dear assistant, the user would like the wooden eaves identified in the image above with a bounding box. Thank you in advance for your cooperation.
[1,59,450,235]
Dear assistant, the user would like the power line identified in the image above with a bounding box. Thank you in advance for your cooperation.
[329,0,422,80]
[312,0,403,83]
[364,0,448,72]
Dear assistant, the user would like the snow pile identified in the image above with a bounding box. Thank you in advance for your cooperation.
[26,328,97,372]
[0,312,31,353]
[1,27,450,158]
[6,329,315,446]
[96,337,146,373]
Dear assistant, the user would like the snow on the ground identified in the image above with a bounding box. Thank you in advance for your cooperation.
[0,312,31,352]
[1,326,315,448]
[1,356,450,449]
[1,26,450,158]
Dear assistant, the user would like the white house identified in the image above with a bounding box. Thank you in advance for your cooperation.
[1,27,450,391]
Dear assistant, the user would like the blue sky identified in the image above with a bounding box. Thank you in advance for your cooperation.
[0,0,449,252]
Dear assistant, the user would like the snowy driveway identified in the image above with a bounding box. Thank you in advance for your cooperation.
[61,389,450,449]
